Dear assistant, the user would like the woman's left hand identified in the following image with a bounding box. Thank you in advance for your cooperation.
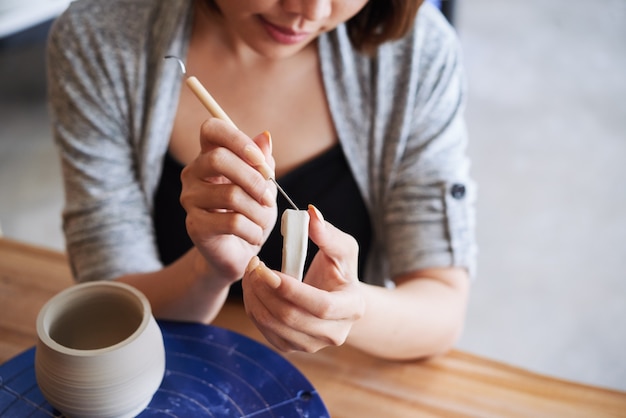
[242,205,365,353]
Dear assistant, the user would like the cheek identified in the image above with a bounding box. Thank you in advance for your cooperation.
[322,0,367,32]
[213,0,275,17]
[334,0,369,18]
[326,0,368,28]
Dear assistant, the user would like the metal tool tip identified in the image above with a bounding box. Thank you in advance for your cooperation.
[272,179,299,210]
[164,55,186,75]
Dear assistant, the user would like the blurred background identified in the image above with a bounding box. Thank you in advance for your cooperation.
[1,0,625,392]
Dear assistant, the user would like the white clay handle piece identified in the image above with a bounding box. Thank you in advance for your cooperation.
[281,209,309,281]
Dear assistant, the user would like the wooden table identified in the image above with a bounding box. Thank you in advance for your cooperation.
[1,237,625,417]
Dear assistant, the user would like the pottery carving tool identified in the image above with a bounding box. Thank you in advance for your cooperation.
[164,55,297,209]
[165,56,309,280]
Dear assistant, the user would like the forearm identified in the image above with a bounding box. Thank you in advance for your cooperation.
[346,269,470,360]
[117,247,231,323]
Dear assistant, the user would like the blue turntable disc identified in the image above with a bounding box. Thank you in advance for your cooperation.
[0,321,329,417]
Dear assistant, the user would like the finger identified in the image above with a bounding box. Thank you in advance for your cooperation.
[251,260,360,322]
[243,262,344,351]
[184,149,275,208]
[277,271,363,321]
[185,207,266,246]
[247,291,352,351]
[199,119,275,179]
[307,205,359,279]
[253,131,277,172]
[245,256,281,288]
[247,304,326,353]
[181,180,275,228]
[253,130,272,158]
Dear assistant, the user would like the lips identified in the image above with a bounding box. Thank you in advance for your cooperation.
[258,16,311,45]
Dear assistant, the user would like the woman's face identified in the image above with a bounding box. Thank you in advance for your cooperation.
[211,0,369,58]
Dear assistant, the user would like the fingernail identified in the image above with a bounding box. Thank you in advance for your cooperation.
[262,188,275,207]
[256,262,281,289]
[263,131,273,154]
[245,256,260,275]
[258,163,275,180]
[243,144,275,179]
[308,204,324,225]
[243,144,266,166]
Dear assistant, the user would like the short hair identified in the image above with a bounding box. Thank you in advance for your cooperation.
[347,0,425,53]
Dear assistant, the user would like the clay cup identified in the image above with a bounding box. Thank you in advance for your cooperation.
[35,281,165,418]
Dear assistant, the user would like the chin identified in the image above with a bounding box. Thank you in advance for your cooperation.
[250,39,316,60]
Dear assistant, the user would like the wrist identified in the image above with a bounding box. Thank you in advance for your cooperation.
[188,247,237,291]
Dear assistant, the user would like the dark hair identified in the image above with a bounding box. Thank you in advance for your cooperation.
[347,0,424,53]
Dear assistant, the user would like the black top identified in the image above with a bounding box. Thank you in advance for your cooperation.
[153,144,372,297]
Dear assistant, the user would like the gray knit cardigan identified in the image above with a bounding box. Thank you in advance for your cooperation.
[48,0,477,286]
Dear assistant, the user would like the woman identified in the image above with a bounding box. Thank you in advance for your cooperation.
[48,0,476,360]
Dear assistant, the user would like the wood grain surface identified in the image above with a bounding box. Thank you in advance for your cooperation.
[1,238,624,417]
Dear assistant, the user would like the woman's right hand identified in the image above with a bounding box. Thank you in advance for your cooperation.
[180,118,278,285]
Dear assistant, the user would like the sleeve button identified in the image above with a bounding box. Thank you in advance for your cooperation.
[450,183,466,199]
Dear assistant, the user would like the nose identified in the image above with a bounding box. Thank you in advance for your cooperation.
[281,0,331,21]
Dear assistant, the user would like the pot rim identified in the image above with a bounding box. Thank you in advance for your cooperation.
[36,281,152,356]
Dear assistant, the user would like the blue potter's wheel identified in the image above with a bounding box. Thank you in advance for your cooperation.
[0,321,329,417]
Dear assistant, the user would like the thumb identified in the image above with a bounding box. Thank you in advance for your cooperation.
[307,204,359,280]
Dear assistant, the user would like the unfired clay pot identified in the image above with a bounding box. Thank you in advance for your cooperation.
[35,281,165,418]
